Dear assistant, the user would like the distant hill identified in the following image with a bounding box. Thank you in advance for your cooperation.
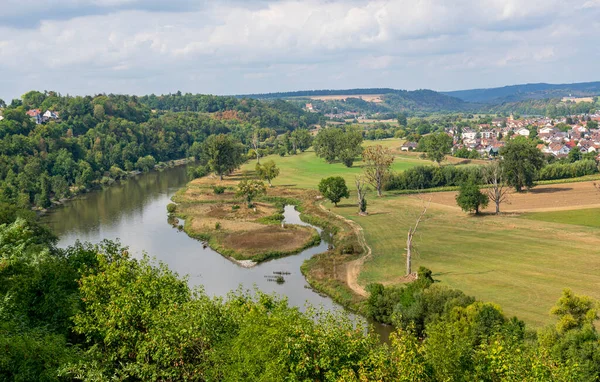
[443,81,600,104]
[237,88,471,114]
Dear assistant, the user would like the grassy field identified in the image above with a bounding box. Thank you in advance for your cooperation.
[328,194,600,328]
[521,208,600,228]
[240,139,476,189]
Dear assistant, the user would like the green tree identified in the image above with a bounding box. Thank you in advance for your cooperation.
[291,128,313,152]
[336,127,364,167]
[397,112,408,127]
[236,179,267,208]
[500,136,545,192]
[567,146,581,163]
[456,179,489,214]
[255,160,280,186]
[318,176,349,206]
[419,132,453,164]
[313,128,342,163]
[362,145,394,197]
[200,134,245,180]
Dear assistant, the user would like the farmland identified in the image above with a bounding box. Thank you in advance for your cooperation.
[252,144,600,328]
[240,140,429,188]
[330,188,600,328]
[521,207,600,228]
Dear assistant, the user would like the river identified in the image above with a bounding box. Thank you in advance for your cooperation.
[42,165,392,340]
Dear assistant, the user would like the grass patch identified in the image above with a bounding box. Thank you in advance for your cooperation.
[332,193,600,328]
[240,142,431,189]
[521,208,600,228]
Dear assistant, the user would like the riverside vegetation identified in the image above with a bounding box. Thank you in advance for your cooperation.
[3,90,600,380]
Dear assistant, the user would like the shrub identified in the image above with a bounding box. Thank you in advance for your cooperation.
[187,165,208,180]
[213,186,226,194]
[538,160,598,181]
[215,222,221,230]
[231,204,240,210]
[166,203,177,213]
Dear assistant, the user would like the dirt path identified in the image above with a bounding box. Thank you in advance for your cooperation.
[319,204,370,297]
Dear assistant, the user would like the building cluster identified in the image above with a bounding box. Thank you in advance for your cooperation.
[447,114,600,159]
[26,109,60,124]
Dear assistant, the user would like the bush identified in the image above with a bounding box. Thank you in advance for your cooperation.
[166,203,177,213]
[213,186,226,194]
[231,204,240,210]
[538,160,598,181]
[187,165,208,180]
[215,222,221,230]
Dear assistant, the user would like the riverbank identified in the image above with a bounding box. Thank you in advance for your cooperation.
[171,171,371,312]
[37,157,196,215]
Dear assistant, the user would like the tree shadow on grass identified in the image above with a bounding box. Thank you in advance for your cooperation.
[527,187,573,194]
[434,270,495,277]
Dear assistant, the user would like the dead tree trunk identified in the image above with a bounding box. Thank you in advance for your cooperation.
[355,177,367,214]
[406,199,429,276]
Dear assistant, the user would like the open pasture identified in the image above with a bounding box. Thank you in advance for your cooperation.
[424,180,600,213]
[332,191,600,328]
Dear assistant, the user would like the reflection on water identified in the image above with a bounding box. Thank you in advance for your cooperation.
[42,165,392,341]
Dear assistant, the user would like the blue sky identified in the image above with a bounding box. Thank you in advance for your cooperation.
[1,0,599,101]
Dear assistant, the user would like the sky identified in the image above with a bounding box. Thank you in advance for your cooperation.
[1,0,599,101]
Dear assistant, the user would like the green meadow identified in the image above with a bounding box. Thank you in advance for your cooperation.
[521,208,600,228]
[241,139,428,189]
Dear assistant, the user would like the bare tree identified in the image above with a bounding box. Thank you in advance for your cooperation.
[251,130,260,164]
[406,197,430,276]
[483,161,510,214]
[355,177,367,215]
[362,145,394,197]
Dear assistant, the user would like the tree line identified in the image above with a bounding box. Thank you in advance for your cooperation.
[0,90,318,209]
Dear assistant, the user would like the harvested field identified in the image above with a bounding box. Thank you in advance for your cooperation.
[425,180,600,212]
[306,94,384,103]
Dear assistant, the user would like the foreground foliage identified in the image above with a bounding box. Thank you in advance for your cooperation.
[1,214,599,381]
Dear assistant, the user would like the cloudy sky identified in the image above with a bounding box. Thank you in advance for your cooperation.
[1,0,599,101]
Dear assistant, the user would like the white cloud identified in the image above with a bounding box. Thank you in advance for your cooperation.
[0,0,598,100]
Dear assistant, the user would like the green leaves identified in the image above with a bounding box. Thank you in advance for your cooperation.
[318,176,349,206]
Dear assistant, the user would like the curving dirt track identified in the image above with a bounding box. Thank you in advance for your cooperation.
[319,204,370,297]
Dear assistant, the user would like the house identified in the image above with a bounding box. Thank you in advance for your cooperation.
[548,142,571,156]
[461,128,476,140]
[26,109,43,124]
[0,116,4,121]
[480,129,495,139]
[516,128,530,137]
[42,110,59,122]
[305,103,314,112]
[401,141,418,151]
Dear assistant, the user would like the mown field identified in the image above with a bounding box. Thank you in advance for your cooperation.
[240,139,479,189]
[330,192,600,328]
[521,207,600,228]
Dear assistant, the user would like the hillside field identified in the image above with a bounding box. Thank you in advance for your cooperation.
[330,184,600,328]
[241,139,483,189]
[240,141,600,327]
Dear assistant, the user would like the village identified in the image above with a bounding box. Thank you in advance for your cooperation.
[397,113,600,159]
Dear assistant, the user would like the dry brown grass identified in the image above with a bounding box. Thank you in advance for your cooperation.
[561,97,594,103]
[426,180,600,212]
[222,225,315,257]
[176,172,321,262]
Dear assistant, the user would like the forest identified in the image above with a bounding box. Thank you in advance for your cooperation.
[0,91,321,209]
